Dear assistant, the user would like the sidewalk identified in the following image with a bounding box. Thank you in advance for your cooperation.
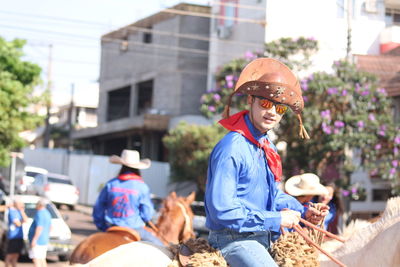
[75,204,93,216]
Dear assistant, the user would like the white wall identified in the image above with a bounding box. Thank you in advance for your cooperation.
[21,148,189,206]
[265,0,387,73]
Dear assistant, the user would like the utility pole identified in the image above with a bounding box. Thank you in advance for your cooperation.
[346,0,353,61]
[67,83,75,152]
[43,44,53,147]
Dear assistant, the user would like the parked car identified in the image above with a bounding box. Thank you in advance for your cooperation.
[0,195,73,261]
[29,173,79,210]
[18,166,48,194]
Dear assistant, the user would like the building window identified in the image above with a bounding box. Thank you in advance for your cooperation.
[372,189,392,201]
[143,27,152,43]
[107,86,131,121]
[136,80,153,115]
[386,8,400,25]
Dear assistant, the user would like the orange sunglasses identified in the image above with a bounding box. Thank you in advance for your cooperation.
[254,96,289,115]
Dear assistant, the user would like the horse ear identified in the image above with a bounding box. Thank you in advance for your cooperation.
[185,191,196,204]
[169,191,177,199]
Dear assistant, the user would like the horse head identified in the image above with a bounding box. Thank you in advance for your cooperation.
[156,191,196,244]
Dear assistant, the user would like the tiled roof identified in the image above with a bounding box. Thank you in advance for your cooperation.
[355,54,400,97]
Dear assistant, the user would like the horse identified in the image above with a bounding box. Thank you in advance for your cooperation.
[69,191,196,264]
[320,196,400,267]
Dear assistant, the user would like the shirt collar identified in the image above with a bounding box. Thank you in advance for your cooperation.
[244,113,269,142]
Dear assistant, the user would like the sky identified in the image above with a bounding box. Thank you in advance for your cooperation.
[0,0,206,105]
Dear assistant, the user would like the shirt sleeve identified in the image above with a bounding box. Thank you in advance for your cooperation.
[205,145,282,233]
[8,209,20,225]
[138,185,154,223]
[274,187,306,216]
[92,185,108,231]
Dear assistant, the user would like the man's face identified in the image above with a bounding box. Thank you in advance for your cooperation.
[247,95,284,133]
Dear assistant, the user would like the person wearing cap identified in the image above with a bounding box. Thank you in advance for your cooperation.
[205,58,329,267]
[5,197,28,267]
[92,149,163,246]
[28,198,52,267]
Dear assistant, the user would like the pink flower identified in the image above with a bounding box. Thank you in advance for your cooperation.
[394,136,400,145]
[227,81,234,88]
[357,121,365,128]
[321,110,331,119]
[225,75,234,82]
[390,168,396,175]
[392,160,399,167]
[208,106,216,112]
[375,144,382,150]
[213,94,221,101]
[368,114,376,121]
[327,87,338,95]
[334,120,345,128]
[341,89,348,96]
[394,147,399,155]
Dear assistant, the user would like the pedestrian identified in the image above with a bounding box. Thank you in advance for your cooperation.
[205,58,329,267]
[5,197,29,267]
[28,198,52,267]
[92,149,163,246]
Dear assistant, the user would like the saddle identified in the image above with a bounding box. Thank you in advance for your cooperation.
[107,226,141,241]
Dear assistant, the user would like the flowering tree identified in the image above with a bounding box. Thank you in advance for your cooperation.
[281,60,399,195]
[200,37,399,195]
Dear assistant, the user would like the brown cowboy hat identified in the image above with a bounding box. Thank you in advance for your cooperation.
[223,58,309,139]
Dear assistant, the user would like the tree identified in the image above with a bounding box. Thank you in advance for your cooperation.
[199,37,399,195]
[0,37,43,166]
[162,122,226,197]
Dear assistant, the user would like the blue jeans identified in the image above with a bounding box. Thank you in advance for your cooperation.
[208,229,278,267]
[134,227,164,247]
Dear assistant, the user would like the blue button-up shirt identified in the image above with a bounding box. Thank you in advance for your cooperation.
[205,114,304,233]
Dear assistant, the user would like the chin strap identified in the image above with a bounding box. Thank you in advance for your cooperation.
[222,92,235,119]
[297,114,310,139]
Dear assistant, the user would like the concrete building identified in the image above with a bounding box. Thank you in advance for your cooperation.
[72,3,211,161]
[207,0,266,89]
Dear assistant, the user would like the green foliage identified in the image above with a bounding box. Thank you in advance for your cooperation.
[0,37,43,166]
[281,60,399,193]
[163,122,227,195]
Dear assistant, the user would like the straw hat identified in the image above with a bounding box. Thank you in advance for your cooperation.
[109,150,151,169]
[222,57,309,139]
[285,173,328,196]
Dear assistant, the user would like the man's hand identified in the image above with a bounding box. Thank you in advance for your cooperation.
[305,203,329,225]
[280,210,301,228]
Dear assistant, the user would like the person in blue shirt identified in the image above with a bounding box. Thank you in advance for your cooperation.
[5,197,28,267]
[28,198,52,267]
[92,149,163,246]
[205,58,329,267]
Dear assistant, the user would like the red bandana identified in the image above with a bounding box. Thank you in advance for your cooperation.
[118,173,144,182]
[219,110,283,182]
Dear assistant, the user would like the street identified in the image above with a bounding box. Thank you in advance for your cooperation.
[0,206,97,266]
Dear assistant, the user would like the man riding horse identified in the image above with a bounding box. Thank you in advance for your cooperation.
[92,149,164,246]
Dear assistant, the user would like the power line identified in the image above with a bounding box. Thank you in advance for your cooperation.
[162,8,265,25]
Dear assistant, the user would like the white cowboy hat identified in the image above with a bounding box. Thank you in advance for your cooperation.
[284,173,328,196]
[109,150,151,169]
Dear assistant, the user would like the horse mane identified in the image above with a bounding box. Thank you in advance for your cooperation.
[329,196,400,257]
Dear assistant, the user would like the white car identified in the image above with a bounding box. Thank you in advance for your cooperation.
[18,166,48,194]
[0,195,73,261]
[30,173,79,210]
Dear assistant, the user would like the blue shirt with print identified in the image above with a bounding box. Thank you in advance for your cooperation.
[92,173,155,231]
[205,114,305,234]
[8,208,23,239]
[28,208,52,245]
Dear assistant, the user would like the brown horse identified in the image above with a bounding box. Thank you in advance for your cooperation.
[69,191,196,264]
